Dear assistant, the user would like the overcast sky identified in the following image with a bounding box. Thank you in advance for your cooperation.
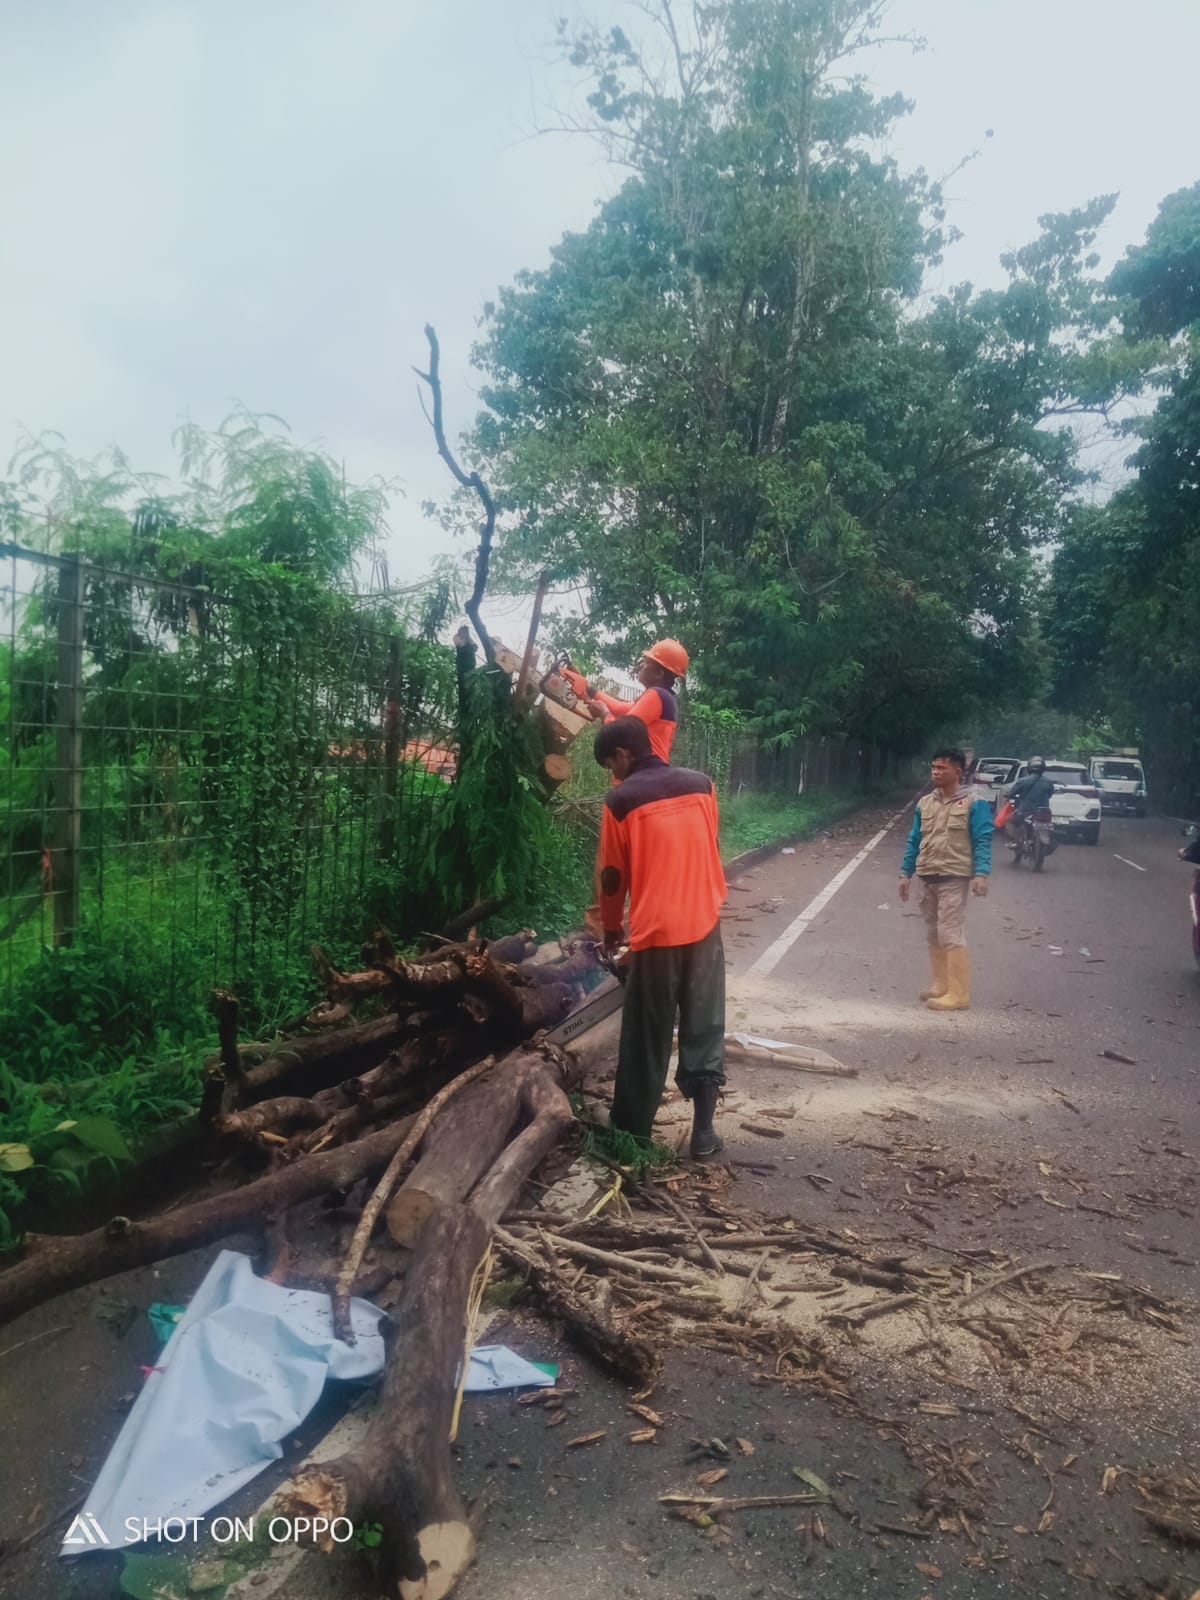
[2,0,1198,621]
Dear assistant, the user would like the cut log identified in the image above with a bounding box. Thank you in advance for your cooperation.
[483,932,537,966]
[515,949,601,988]
[216,1097,327,1142]
[543,752,572,791]
[333,1057,500,1338]
[240,1013,412,1100]
[314,946,470,1007]
[386,1072,526,1248]
[437,898,506,945]
[221,1022,482,1143]
[538,697,592,753]
[0,1116,417,1328]
[282,1041,578,1594]
[515,981,578,1033]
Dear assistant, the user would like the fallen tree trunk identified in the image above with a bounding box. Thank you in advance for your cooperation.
[385,1071,526,1248]
[0,1115,417,1328]
[282,1040,577,1597]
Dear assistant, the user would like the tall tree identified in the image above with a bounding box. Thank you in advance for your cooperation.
[1048,182,1200,806]
[467,0,1135,749]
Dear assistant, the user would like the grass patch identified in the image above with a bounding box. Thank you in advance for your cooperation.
[582,1123,678,1177]
[719,785,872,860]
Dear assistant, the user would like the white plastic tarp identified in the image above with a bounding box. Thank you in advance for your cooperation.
[64,1250,553,1554]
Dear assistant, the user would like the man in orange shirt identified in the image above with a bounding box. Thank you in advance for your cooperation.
[595,716,728,1158]
[578,640,689,937]
[587,640,687,762]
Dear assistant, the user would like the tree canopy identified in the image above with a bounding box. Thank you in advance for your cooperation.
[466,0,1144,752]
[1047,181,1200,807]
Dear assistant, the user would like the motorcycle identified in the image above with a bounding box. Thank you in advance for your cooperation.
[1008,807,1057,872]
[1182,825,1200,970]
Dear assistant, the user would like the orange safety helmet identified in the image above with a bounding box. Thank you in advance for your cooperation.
[642,639,689,678]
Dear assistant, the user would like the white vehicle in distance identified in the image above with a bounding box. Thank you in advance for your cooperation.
[1006,760,1103,846]
[1088,755,1147,817]
[972,757,1021,811]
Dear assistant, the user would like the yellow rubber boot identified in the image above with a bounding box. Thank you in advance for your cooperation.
[926,947,970,1011]
[920,946,948,1002]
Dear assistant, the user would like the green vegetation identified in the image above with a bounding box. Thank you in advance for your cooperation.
[467,0,1148,756]
[1045,182,1200,809]
[0,419,588,1239]
[7,0,1200,1234]
[582,1122,679,1177]
[718,786,870,861]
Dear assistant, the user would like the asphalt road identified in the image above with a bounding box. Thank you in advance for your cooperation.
[3,800,1198,1600]
[447,803,1200,1600]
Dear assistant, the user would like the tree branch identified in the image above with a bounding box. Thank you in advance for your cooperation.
[415,324,497,665]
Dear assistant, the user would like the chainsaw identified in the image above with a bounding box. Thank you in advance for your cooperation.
[546,943,629,1047]
[540,652,601,720]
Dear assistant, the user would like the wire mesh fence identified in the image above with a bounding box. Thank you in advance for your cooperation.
[2,539,916,1027]
[0,541,457,1024]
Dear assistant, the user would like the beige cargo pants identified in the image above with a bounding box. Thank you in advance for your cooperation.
[919,876,971,949]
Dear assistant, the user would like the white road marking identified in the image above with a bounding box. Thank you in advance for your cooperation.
[1113,854,1146,872]
[746,808,909,979]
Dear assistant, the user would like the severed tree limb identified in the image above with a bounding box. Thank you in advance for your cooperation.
[313,944,469,1007]
[239,1013,412,1101]
[436,898,506,945]
[332,1057,498,1340]
[416,324,496,666]
[217,1098,327,1142]
[0,1116,417,1328]
[225,1023,484,1147]
[283,1042,578,1596]
[210,990,246,1086]
[528,1229,711,1288]
[494,1228,660,1387]
[385,1072,525,1249]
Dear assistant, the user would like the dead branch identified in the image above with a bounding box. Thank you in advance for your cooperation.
[955,1260,1057,1313]
[416,324,496,665]
[494,1228,660,1387]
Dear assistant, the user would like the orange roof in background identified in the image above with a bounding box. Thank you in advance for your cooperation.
[327,739,458,778]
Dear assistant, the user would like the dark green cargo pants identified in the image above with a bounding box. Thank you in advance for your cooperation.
[610,921,727,1143]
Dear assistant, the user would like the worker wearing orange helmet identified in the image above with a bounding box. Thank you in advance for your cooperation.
[585,639,689,764]
[578,640,689,939]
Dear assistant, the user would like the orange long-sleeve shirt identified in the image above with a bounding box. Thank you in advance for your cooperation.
[599,756,726,950]
[592,686,677,763]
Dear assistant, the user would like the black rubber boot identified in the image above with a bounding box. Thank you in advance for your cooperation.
[689,1079,724,1160]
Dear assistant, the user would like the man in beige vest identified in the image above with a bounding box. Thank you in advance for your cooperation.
[898,747,994,1010]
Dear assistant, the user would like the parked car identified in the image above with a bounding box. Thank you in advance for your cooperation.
[1088,755,1147,816]
[973,757,1021,812]
[1006,760,1103,845]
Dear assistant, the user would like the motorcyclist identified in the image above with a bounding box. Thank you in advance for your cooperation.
[1007,758,1056,844]
[1179,829,1200,865]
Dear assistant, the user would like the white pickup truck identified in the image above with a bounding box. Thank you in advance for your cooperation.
[1088,756,1147,817]
[1006,760,1104,845]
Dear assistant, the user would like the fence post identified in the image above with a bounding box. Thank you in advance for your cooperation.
[52,553,85,947]
[380,634,402,859]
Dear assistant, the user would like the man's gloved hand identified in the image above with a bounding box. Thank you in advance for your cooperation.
[602,930,623,957]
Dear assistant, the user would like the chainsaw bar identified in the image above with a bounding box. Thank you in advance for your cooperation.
[546,974,625,1046]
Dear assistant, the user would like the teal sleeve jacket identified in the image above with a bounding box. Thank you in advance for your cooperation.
[901,798,994,877]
